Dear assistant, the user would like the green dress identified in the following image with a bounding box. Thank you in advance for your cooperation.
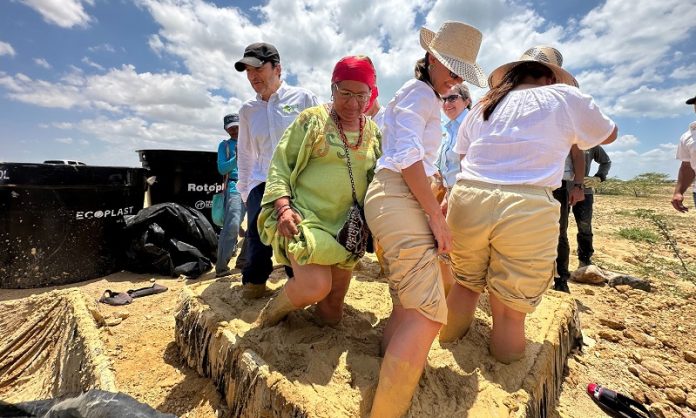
[259,105,381,269]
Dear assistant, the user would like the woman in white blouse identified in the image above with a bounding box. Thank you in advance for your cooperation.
[441,46,617,363]
[364,21,487,417]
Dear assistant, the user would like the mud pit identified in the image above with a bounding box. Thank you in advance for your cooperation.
[175,260,581,417]
[0,289,116,402]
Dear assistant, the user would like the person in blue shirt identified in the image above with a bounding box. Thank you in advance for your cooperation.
[435,83,472,193]
[215,113,246,278]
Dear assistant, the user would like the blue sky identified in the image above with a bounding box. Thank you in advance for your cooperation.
[1,0,695,180]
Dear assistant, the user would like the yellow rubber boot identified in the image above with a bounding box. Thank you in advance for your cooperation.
[255,288,299,327]
[369,355,423,418]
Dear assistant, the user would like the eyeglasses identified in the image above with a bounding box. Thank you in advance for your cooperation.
[335,88,371,103]
[441,94,461,103]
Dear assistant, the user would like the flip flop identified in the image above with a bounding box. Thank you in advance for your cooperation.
[127,283,168,298]
[99,290,133,306]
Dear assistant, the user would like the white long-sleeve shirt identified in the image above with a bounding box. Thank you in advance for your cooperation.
[237,82,319,201]
[376,79,442,176]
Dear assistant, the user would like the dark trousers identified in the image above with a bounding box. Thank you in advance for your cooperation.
[572,193,594,263]
[241,183,292,285]
[553,181,570,279]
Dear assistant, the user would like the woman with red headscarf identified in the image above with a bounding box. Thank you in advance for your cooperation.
[255,55,381,327]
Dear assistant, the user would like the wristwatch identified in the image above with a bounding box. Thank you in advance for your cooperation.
[573,182,584,190]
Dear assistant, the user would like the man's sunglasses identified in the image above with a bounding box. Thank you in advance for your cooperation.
[441,94,461,103]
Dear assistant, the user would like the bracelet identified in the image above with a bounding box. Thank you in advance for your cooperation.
[277,205,294,218]
[573,182,584,190]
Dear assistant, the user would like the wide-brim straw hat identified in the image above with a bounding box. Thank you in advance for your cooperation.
[488,46,578,89]
[420,21,488,88]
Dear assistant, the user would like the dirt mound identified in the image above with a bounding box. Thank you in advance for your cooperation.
[0,289,116,402]
[175,264,581,417]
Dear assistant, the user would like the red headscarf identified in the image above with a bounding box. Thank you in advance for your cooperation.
[331,55,379,112]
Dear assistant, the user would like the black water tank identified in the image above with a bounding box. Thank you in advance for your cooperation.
[0,163,146,288]
[137,149,223,226]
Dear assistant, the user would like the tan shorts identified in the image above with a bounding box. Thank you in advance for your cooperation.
[447,179,559,313]
[364,170,447,324]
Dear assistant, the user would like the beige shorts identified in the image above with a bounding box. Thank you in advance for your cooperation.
[447,179,560,313]
[364,170,447,324]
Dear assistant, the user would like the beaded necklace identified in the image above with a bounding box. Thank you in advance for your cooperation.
[330,109,365,151]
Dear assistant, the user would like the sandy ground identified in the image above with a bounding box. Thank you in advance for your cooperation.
[2,188,696,417]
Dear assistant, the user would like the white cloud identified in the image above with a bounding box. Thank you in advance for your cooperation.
[81,56,105,71]
[0,41,16,57]
[3,0,696,173]
[20,0,94,28]
[34,58,51,69]
[605,134,640,150]
[88,43,116,53]
[608,144,681,180]
[671,64,696,80]
[607,82,696,118]
[55,137,74,144]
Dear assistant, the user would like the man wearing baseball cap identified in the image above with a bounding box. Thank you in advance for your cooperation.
[216,113,246,278]
[235,42,319,299]
[671,94,696,212]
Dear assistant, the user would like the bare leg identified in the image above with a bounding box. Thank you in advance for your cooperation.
[380,305,407,356]
[284,254,333,307]
[371,309,441,418]
[314,266,352,325]
[489,292,527,364]
[439,283,480,343]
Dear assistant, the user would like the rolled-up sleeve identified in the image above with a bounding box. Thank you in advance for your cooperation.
[384,86,435,171]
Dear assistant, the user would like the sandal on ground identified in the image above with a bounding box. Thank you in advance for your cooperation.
[99,290,133,306]
[127,283,168,298]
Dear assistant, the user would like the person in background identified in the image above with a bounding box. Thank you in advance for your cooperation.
[215,113,246,278]
[254,56,381,327]
[573,145,611,267]
[435,83,472,192]
[552,147,585,293]
[432,83,472,295]
[672,94,696,212]
[442,46,617,364]
[364,21,487,417]
[235,42,319,299]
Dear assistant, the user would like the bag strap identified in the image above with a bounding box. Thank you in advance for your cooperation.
[331,109,361,204]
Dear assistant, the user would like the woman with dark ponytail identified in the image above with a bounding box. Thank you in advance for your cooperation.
[364,21,486,417]
[441,46,618,364]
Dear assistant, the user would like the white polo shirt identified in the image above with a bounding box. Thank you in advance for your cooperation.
[376,79,442,176]
[676,122,696,192]
[237,82,319,202]
[455,84,615,188]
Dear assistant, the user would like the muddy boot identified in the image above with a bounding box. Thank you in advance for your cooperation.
[242,283,268,300]
[255,288,299,327]
[438,307,475,343]
[553,276,570,293]
[369,355,422,418]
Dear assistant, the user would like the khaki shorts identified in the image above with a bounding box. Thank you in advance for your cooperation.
[447,179,559,313]
[365,170,447,324]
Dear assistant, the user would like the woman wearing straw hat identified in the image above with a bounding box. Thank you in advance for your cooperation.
[364,21,486,417]
[440,46,618,363]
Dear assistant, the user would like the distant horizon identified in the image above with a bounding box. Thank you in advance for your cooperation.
[1,0,695,180]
